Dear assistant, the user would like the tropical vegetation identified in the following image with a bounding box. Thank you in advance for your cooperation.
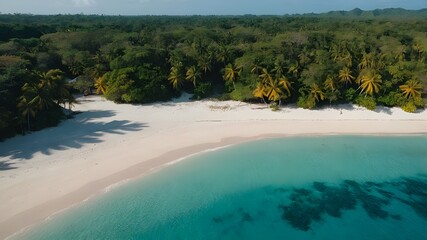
[1,9,426,139]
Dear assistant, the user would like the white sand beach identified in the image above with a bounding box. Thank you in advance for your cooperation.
[1,94,426,239]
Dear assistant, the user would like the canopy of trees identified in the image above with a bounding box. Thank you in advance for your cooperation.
[1,9,426,139]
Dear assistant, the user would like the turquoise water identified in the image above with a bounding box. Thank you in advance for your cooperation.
[19,136,427,240]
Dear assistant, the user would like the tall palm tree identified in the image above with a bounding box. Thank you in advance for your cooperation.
[412,43,425,62]
[185,65,201,87]
[309,83,325,102]
[338,67,355,85]
[17,96,37,131]
[21,81,53,111]
[66,94,77,112]
[37,69,72,108]
[272,61,284,78]
[168,66,184,90]
[259,68,273,84]
[298,52,311,66]
[68,61,84,76]
[54,77,73,107]
[197,55,212,73]
[216,44,231,65]
[277,75,292,96]
[251,60,262,75]
[265,76,292,105]
[358,52,374,70]
[399,80,423,99]
[90,63,105,80]
[395,45,406,62]
[358,70,382,96]
[341,51,353,67]
[330,44,341,62]
[288,61,300,77]
[265,80,284,103]
[223,63,241,89]
[95,76,108,94]
[38,69,64,90]
[253,82,267,104]
[324,75,336,91]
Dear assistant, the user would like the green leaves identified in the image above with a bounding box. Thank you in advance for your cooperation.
[399,80,423,99]
[358,69,382,96]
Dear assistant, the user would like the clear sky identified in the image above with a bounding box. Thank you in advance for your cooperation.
[0,0,425,15]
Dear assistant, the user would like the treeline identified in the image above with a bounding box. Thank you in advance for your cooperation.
[1,12,427,139]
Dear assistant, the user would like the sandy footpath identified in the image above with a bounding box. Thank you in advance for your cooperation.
[1,94,426,239]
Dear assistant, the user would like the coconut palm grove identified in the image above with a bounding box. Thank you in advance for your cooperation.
[1,8,426,139]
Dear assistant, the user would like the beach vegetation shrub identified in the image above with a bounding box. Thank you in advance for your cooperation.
[269,102,279,111]
[412,96,425,108]
[377,91,406,107]
[344,88,357,102]
[297,96,316,109]
[355,96,377,111]
[193,82,212,100]
[401,101,417,113]
[400,97,425,113]
[73,75,93,94]
[229,83,253,101]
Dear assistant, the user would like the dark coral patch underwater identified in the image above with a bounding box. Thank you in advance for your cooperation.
[212,176,427,232]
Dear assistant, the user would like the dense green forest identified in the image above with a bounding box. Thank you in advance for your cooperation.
[1,9,427,139]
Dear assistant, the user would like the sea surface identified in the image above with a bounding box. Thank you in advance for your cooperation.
[18,135,427,240]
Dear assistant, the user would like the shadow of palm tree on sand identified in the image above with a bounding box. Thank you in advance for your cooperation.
[0,110,146,167]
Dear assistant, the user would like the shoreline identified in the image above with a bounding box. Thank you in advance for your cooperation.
[1,95,427,239]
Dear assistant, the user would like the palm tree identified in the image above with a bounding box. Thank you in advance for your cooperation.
[259,68,273,84]
[197,55,212,73]
[90,63,105,80]
[358,70,382,96]
[288,61,300,77]
[95,76,108,94]
[298,52,311,66]
[265,76,292,105]
[341,51,353,67]
[358,52,374,70]
[21,81,52,111]
[185,65,201,87]
[216,45,231,64]
[38,69,64,90]
[93,51,105,65]
[399,80,423,99]
[278,75,292,95]
[223,63,241,89]
[338,67,355,85]
[412,43,425,62]
[17,96,37,131]
[68,61,84,76]
[324,75,336,91]
[272,61,284,78]
[395,45,406,62]
[66,94,77,112]
[330,44,341,62]
[309,83,325,102]
[253,82,267,104]
[54,77,73,107]
[251,61,262,75]
[37,69,72,109]
[168,66,184,90]
[265,80,283,103]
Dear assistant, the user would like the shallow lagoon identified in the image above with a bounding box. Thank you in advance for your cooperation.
[20,135,427,239]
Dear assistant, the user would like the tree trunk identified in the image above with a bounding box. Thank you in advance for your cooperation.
[27,112,30,131]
